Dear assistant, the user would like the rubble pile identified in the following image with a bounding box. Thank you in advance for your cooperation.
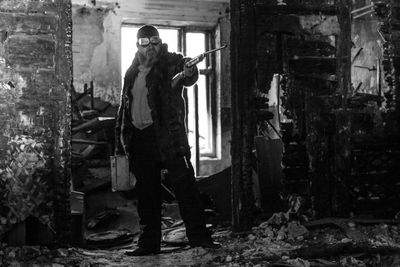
[71,82,116,194]
[209,213,400,266]
[0,245,86,266]
[2,213,400,266]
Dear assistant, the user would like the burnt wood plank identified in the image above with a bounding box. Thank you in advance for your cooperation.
[254,2,337,16]
[230,0,257,231]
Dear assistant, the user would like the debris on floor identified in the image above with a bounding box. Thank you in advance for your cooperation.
[85,229,134,249]
[208,214,400,266]
[87,208,121,230]
[3,212,400,267]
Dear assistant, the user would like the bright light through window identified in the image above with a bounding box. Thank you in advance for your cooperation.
[186,33,213,155]
[186,33,206,69]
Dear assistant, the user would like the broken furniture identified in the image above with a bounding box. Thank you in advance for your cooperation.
[70,82,118,245]
[71,81,116,193]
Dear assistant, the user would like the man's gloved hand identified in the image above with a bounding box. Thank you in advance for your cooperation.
[184,64,196,78]
[114,147,125,156]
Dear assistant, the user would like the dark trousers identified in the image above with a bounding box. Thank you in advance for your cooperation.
[129,125,211,249]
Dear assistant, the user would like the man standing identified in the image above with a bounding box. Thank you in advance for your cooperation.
[115,25,219,256]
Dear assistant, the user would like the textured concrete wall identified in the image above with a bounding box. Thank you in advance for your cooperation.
[0,0,72,242]
[72,6,121,104]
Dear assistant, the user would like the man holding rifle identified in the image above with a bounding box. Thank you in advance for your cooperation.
[115,25,221,256]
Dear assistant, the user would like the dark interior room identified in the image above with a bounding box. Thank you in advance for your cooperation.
[1,0,400,266]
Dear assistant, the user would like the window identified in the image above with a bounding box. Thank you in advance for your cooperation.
[186,32,216,157]
[121,25,218,172]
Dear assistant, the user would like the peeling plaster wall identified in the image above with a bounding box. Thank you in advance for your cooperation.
[72,6,121,104]
[0,0,72,242]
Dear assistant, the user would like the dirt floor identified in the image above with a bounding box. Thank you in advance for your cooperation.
[3,212,400,267]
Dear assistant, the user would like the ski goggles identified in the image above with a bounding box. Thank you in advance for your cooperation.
[138,36,161,47]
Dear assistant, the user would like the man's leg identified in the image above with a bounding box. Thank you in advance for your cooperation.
[131,159,162,250]
[164,157,214,247]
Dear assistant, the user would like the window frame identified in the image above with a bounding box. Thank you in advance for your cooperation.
[187,30,217,158]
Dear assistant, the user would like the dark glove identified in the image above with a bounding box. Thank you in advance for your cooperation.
[184,64,196,77]
[114,146,125,156]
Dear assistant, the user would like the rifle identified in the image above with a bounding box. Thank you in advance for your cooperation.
[185,44,228,67]
[171,44,228,87]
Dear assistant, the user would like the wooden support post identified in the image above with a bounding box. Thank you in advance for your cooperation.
[337,0,352,107]
[390,0,400,131]
[54,0,73,245]
[230,0,257,232]
[332,0,352,216]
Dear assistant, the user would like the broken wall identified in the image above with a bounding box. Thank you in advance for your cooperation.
[246,0,342,219]
[232,0,400,225]
[72,6,121,104]
[260,0,400,218]
[0,0,72,242]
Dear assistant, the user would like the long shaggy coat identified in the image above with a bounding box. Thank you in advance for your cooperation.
[115,44,198,162]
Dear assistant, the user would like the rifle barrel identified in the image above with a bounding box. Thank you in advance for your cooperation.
[203,44,228,55]
[185,44,228,67]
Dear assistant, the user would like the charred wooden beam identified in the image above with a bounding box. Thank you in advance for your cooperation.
[256,15,302,34]
[286,39,336,57]
[254,2,337,16]
[329,0,352,217]
[53,0,73,245]
[336,0,352,106]
[289,57,336,75]
[292,242,400,259]
[230,0,257,231]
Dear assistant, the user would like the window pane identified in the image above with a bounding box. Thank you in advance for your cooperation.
[197,75,212,153]
[187,87,196,158]
[186,32,213,156]
[158,29,178,53]
[121,26,138,82]
[187,76,212,154]
[186,33,206,69]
